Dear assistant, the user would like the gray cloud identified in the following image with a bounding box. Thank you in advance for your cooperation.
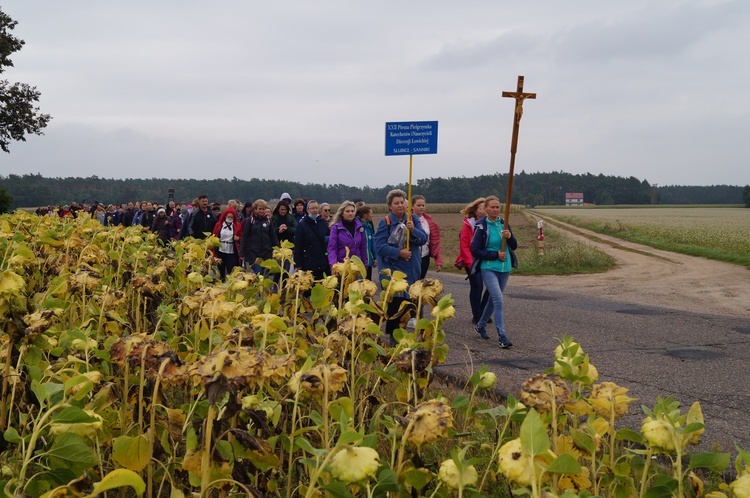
[2,1,749,188]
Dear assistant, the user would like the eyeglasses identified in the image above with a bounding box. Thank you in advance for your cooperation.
[322,209,330,212]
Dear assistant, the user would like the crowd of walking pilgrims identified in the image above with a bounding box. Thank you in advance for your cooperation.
[37,191,517,348]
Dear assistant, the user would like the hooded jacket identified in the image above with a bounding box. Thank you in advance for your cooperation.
[271,204,297,244]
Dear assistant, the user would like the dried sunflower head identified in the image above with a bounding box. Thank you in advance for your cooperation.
[521,373,570,413]
[291,364,348,396]
[405,399,453,447]
[409,278,444,303]
[323,332,349,356]
[287,270,315,292]
[272,246,294,262]
[338,314,375,337]
[558,466,592,494]
[395,348,432,374]
[347,279,378,299]
[71,270,102,290]
[588,382,636,419]
[23,309,60,337]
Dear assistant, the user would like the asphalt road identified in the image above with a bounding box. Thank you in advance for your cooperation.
[433,270,750,454]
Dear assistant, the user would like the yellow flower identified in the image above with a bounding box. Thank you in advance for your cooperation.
[588,382,636,419]
[431,304,455,320]
[438,459,478,489]
[321,276,339,289]
[641,417,676,451]
[554,338,583,360]
[730,473,750,498]
[478,372,497,389]
[329,446,380,483]
[405,399,453,447]
[388,278,409,294]
[273,246,294,261]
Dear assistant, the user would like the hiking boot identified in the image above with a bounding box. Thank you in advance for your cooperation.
[475,325,489,340]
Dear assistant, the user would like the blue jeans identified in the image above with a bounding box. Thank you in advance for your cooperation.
[478,269,510,339]
[466,268,489,320]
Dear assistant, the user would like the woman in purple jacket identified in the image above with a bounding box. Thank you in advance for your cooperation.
[327,201,368,266]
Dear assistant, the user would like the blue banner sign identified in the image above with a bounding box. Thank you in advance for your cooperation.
[385,121,438,156]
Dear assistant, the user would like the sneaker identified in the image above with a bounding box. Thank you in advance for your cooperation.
[472,316,479,325]
[475,325,489,340]
[498,337,513,349]
[407,318,417,329]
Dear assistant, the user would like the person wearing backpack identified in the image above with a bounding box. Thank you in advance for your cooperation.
[373,189,427,343]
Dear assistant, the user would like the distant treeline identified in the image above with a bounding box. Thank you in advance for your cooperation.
[1,172,745,208]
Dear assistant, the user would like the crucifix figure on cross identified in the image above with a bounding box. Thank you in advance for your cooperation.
[500,75,536,252]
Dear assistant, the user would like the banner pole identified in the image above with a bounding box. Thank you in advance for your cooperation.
[406,154,413,250]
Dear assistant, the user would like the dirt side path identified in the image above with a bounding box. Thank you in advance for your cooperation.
[515,213,750,319]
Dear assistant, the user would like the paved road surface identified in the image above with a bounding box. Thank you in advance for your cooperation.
[433,270,750,454]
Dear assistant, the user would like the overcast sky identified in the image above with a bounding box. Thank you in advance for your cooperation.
[1,1,748,188]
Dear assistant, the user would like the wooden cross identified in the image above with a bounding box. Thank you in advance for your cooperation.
[500,75,536,251]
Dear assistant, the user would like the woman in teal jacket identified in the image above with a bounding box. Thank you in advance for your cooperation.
[470,195,518,349]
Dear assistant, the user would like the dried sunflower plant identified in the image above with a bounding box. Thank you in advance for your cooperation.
[0,212,746,498]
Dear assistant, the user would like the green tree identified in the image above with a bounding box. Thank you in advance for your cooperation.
[1,9,51,153]
[743,185,750,208]
[0,186,12,213]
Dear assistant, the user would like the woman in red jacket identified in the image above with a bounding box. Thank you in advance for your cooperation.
[455,198,489,324]
[411,195,443,280]
[212,207,241,280]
